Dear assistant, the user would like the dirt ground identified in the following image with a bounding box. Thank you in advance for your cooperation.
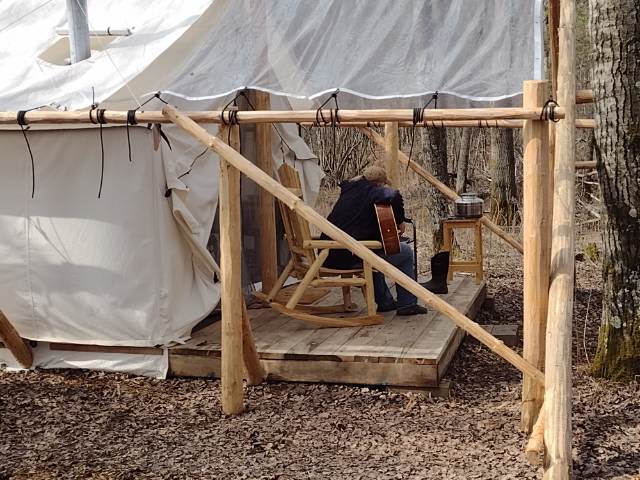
[1,234,639,479]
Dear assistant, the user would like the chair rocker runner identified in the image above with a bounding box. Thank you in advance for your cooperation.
[252,164,384,328]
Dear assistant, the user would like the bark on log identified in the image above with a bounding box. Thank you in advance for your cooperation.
[455,128,472,194]
[521,81,551,434]
[590,0,640,380]
[543,0,576,477]
[422,128,449,252]
[489,129,518,225]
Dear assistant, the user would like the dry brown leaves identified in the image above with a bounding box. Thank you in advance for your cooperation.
[1,236,638,479]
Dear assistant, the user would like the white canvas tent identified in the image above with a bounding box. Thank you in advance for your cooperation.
[0,0,543,377]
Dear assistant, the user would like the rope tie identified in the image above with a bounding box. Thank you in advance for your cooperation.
[89,106,106,198]
[407,91,439,169]
[17,110,36,198]
[220,95,240,127]
[314,90,341,170]
[125,92,168,163]
[540,99,560,122]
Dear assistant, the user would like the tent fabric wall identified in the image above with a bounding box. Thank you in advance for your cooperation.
[0,0,541,375]
[0,127,218,346]
[0,0,543,111]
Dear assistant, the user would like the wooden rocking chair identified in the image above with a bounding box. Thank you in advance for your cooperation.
[252,164,384,327]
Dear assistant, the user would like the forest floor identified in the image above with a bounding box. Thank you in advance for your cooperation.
[1,230,639,479]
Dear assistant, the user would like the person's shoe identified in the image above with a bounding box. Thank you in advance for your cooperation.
[377,301,397,313]
[421,251,450,294]
[397,304,428,316]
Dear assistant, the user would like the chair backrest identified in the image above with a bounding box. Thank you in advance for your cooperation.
[277,164,316,270]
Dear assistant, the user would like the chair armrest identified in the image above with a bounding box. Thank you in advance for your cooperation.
[303,239,382,250]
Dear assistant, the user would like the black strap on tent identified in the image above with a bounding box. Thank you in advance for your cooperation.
[88,106,108,198]
[125,92,172,163]
[314,90,341,170]
[16,109,37,198]
[125,110,138,163]
[239,88,301,166]
[406,91,439,172]
[220,94,240,146]
[540,98,560,122]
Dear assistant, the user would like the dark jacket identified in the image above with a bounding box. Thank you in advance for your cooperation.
[321,178,405,268]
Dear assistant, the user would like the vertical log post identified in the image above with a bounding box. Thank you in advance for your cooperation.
[521,80,551,433]
[549,0,561,229]
[254,91,278,293]
[225,113,265,387]
[0,310,33,368]
[384,122,400,188]
[218,122,245,415]
[544,0,576,477]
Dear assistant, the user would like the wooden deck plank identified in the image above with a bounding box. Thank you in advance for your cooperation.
[401,278,485,364]
[332,277,463,363]
[284,325,353,358]
[400,279,472,363]
[380,280,464,363]
[168,276,486,388]
[259,323,326,360]
[262,359,438,387]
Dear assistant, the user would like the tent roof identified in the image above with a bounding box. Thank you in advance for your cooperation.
[0,0,543,111]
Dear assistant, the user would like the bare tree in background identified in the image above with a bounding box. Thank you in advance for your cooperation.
[590,0,640,379]
[489,128,519,224]
[455,128,472,194]
[422,127,449,252]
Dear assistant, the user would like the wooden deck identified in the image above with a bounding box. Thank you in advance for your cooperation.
[169,276,486,388]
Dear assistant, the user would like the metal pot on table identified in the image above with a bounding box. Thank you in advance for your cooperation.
[454,193,484,218]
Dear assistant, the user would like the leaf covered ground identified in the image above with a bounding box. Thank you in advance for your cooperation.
[1,244,639,479]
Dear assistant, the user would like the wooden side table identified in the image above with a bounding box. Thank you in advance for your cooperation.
[442,218,483,284]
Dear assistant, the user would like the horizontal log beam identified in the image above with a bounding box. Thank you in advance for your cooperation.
[0,107,566,126]
[575,89,593,104]
[575,161,596,169]
[164,104,544,386]
[301,119,594,129]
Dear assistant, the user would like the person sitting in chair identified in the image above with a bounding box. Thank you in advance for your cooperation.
[321,163,428,316]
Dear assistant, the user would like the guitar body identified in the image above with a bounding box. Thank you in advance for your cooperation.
[374,204,401,255]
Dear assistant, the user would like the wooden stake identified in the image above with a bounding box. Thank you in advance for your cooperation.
[0,310,33,368]
[521,80,551,433]
[254,91,278,293]
[384,122,400,187]
[525,402,546,465]
[218,123,245,415]
[163,105,545,385]
[544,0,576,477]
[241,304,265,386]
[358,126,524,255]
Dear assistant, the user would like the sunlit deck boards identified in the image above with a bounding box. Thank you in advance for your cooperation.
[169,276,486,388]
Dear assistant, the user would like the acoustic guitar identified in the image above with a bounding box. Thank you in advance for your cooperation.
[374,204,401,255]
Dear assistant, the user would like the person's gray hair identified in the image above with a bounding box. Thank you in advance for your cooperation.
[362,163,389,185]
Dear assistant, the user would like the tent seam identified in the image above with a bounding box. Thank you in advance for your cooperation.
[24,157,38,338]
[146,88,524,104]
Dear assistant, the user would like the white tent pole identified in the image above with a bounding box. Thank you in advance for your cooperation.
[65,0,90,63]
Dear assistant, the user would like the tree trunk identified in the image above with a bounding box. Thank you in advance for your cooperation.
[422,127,449,252]
[489,128,519,225]
[456,128,472,194]
[590,0,640,380]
